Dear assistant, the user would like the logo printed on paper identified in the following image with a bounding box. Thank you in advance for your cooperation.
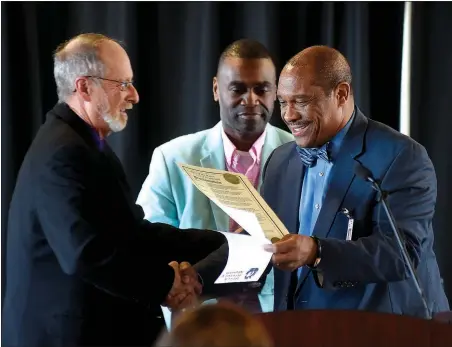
[244,268,259,279]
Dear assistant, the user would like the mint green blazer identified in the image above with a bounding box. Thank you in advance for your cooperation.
[136,122,293,324]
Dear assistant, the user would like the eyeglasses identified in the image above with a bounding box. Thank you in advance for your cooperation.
[83,76,134,91]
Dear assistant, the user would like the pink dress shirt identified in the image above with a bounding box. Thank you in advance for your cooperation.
[221,127,267,231]
[220,127,267,312]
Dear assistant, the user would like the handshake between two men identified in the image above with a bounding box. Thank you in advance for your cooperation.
[161,232,320,313]
[162,261,202,312]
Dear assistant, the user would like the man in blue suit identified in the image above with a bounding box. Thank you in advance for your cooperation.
[262,46,449,317]
[137,39,293,323]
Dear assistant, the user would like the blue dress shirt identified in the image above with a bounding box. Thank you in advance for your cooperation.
[297,111,355,277]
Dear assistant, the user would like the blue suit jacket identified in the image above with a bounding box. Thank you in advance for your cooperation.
[137,121,293,313]
[261,108,449,318]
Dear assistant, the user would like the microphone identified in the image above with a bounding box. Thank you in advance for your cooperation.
[354,162,432,320]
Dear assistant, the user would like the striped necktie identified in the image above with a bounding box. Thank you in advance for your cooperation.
[296,144,330,167]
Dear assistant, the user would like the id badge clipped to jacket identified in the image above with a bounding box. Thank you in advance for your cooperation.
[341,208,354,241]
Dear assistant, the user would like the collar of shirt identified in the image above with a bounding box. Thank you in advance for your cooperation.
[306,107,356,163]
[327,107,356,160]
[221,125,267,168]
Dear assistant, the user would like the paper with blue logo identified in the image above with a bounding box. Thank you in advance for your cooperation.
[214,211,272,284]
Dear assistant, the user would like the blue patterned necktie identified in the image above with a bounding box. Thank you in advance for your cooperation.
[296,144,331,167]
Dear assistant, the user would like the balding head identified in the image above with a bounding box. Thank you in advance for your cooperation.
[56,33,117,56]
[164,302,273,347]
[53,33,139,138]
[53,33,123,102]
[277,46,355,148]
[283,45,352,96]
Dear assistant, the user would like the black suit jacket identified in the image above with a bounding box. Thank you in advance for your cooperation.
[2,103,226,347]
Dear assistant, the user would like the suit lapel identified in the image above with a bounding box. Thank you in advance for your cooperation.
[296,109,368,293]
[258,125,281,192]
[274,145,304,310]
[282,147,305,236]
[200,123,229,231]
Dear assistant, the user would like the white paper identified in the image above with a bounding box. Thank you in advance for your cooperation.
[216,203,266,240]
[178,163,288,242]
[215,231,272,284]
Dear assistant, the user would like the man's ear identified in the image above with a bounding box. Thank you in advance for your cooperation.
[74,77,92,102]
[213,77,219,102]
[336,82,351,107]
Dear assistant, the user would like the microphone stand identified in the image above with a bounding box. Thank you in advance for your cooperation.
[371,180,432,320]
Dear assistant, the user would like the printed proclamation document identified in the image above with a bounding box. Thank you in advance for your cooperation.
[178,163,288,242]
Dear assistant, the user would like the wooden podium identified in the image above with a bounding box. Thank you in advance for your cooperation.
[255,310,452,347]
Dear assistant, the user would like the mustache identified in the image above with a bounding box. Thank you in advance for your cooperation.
[287,119,311,127]
[235,104,268,115]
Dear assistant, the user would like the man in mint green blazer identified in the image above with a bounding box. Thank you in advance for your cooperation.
[137,39,293,326]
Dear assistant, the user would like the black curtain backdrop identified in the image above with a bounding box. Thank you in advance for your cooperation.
[410,2,452,303]
[2,1,409,302]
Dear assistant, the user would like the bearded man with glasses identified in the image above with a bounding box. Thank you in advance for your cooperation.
[2,33,229,347]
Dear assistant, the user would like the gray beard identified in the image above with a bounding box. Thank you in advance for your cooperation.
[102,112,125,132]
[97,101,125,133]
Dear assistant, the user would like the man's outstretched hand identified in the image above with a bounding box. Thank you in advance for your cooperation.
[162,261,202,311]
[264,234,318,271]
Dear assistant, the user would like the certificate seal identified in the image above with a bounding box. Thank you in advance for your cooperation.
[223,173,240,184]
[271,237,281,244]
